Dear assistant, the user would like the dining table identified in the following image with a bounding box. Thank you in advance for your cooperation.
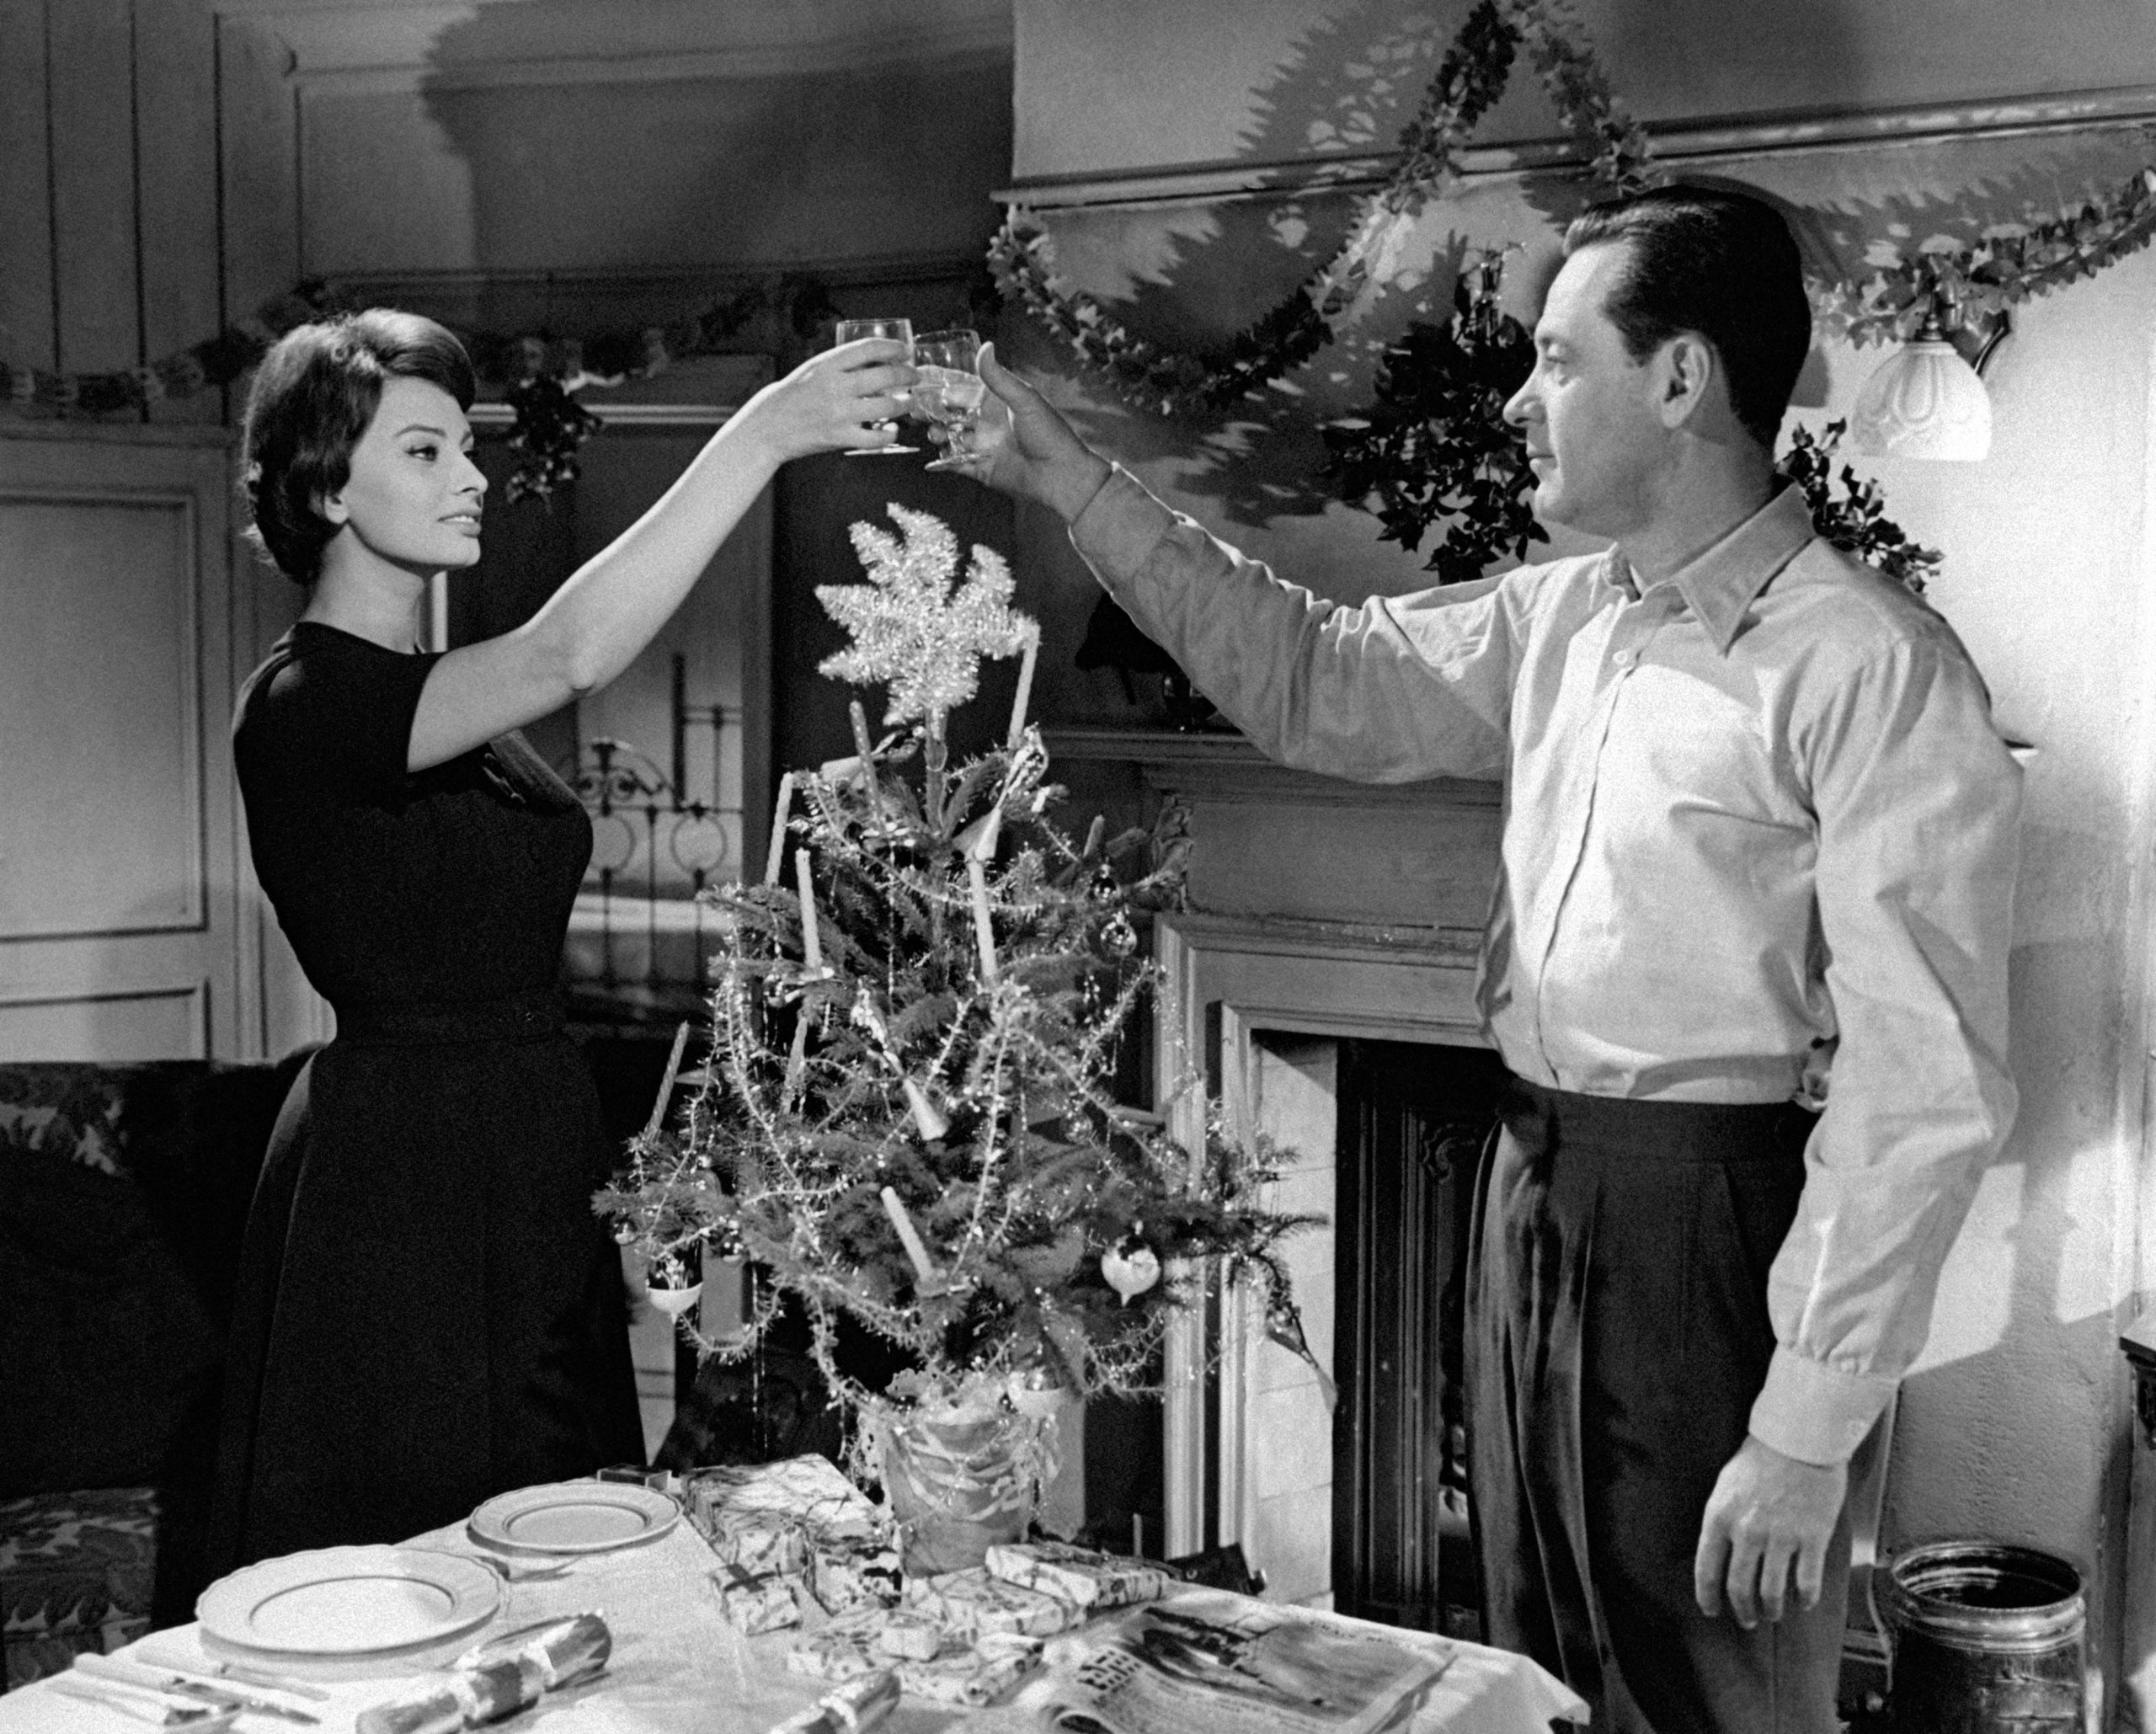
[0,1486,1587,1734]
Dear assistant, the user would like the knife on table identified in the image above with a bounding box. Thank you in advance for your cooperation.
[46,1673,237,1728]
[75,1653,322,1725]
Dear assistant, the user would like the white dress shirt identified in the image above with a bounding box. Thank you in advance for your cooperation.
[1071,468,2021,1465]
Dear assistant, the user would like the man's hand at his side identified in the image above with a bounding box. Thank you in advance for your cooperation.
[1694,1433,1849,1628]
[926,342,1112,523]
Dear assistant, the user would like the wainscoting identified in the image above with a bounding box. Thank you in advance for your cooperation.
[0,424,290,1060]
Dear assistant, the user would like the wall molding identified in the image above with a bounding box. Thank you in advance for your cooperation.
[0,479,208,941]
[999,83,2156,212]
[0,981,211,1060]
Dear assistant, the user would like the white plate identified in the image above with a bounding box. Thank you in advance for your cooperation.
[197,1545,499,1656]
[468,1480,680,1555]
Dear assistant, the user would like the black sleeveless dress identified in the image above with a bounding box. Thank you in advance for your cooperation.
[207,622,643,1573]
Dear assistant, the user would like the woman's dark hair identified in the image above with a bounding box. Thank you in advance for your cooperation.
[240,308,477,584]
[1562,186,1811,449]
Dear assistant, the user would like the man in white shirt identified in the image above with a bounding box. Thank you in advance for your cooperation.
[941,185,2020,1732]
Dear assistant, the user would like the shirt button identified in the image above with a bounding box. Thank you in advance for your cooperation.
[1613,649,1638,669]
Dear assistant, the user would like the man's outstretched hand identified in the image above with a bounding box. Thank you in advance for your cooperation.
[1694,1433,1849,1629]
[926,342,1113,523]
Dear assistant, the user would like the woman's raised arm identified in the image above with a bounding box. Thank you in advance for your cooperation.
[406,338,910,771]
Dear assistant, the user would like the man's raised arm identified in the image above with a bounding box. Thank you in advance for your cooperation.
[940,344,1516,785]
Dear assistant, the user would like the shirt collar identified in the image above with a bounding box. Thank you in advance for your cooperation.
[1608,483,1815,654]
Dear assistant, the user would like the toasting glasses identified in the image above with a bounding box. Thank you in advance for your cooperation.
[910,328,985,459]
[833,317,915,454]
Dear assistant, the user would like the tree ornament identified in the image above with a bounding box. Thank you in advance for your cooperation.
[1101,1234,1162,1306]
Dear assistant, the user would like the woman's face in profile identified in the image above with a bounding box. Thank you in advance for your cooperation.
[320,375,487,580]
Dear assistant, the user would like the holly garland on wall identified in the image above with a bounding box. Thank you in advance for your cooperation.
[990,2,2156,594]
[0,270,842,500]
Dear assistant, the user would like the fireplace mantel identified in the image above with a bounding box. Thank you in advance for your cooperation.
[1043,726,1502,936]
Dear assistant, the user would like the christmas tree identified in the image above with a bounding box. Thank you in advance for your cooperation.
[597,504,1321,1513]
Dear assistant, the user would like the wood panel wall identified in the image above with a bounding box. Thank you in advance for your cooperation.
[0,0,223,422]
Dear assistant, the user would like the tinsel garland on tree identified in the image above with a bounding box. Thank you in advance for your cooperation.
[595,504,1321,1448]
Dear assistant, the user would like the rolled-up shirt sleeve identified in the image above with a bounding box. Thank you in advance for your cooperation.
[1748,626,2022,1464]
[1070,467,1513,782]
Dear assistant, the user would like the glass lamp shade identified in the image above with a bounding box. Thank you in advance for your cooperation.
[1848,336,1993,461]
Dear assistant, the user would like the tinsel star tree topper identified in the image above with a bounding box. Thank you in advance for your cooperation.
[816,504,1029,728]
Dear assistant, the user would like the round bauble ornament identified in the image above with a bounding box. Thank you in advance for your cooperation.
[1101,1235,1161,1305]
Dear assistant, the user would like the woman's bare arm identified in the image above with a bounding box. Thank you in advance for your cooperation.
[406,339,910,771]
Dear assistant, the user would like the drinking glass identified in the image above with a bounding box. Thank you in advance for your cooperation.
[911,328,985,456]
[833,317,915,454]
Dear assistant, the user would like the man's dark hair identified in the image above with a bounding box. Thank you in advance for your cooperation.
[240,308,477,584]
[1562,186,1811,449]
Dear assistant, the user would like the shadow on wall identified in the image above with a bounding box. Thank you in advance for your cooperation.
[414,1,1014,274]
[1883,928,2138,1702]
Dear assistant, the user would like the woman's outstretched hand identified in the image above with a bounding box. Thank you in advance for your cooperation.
[743,337,915,460]
[926,342,1113,523]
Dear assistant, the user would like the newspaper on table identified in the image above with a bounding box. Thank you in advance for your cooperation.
[1005,1587,1450,1734]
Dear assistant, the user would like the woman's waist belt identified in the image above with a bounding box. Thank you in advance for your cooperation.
[334,988,564,1046]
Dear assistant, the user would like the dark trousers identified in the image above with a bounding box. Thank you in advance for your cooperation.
[1466,1076,1851,1734]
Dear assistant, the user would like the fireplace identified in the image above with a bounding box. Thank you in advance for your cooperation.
[1049,727,1505,1614]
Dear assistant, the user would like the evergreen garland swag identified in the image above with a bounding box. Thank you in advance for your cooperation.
[986,0,1654,419]
[596,504,1322,1443]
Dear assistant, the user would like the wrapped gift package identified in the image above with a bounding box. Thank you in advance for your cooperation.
[983,1541,1173,1610]
[707,1507,812,1576]
[785,1609,889,1684]
[809,1534,905,1614]
[871,1608,946,1661]
[785,1604,1045,1706]
[711,1563,803,1635]
[890,1641,1039,1708]
[899,1566,1086,1639]
[685,1454,900,1608]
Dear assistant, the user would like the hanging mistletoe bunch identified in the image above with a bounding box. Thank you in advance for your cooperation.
[1323,251,1544,582]
[595,504,1320,1433]
[988,0,1655,419]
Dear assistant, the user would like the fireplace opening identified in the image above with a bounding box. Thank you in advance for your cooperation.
[1331,1036,1510,1639]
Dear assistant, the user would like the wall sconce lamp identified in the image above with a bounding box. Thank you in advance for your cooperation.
[1848,296,2009,462]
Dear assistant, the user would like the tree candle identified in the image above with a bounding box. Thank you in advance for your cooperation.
[763,773,795,885]
[796,849,824,971]
[967,856,997,981]
[1006,622,1040,750]
[878,1185,941,1286]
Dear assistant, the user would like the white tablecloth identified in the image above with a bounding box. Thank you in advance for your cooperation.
[1,1513,1586,1734]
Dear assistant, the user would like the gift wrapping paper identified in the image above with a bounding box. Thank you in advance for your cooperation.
[982,1541,1173,1610]
[711,1563,803,1635]
[810,1534,905,1614]
[899,1566,1086,1638]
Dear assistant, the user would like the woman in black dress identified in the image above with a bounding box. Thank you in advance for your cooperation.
[208,309,910,1571]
